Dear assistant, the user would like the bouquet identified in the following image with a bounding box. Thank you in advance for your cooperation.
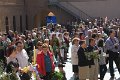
[20,64,43,80]
[0,61,19,80]
[51,71,63,80]
[85,50,99,60]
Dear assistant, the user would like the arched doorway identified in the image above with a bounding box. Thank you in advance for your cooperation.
[5,16,9,33]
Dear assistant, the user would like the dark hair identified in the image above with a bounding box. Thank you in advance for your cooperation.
[97,39,104,47]
[79,40,85,45]
[79,32,84,37]
[92,33,97,39]
[58,63,65,67]
[6,45,16,57]
[89,38,95,45]
[109,29,114,36]
[15,41,22,46]
[6,61,19,73]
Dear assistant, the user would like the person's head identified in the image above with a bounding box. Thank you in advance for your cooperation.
[79,32,85,40]
[52,33,56,39]
[58,33,62,38]
[20,35,26,41]
[72,37,80,45]
[89,38,96,46]
[36,41,43,50]
[87,29,92,37]
[97,38,104,47]
[74,32,79,38]
[6,45,17,57]
[64,32,69,37]
[0,36,2,41]
[58,63,65,71]
[93,28,98,33]
[37,31,42,37]
[44,39,50,45]
[6,61,19,73]
[92,33,98,40]
[79,40,86,48]
[42,43,49,54]
[109,29,115,38]
[98,33,102,39]
[15,41,24,52]
[99,27,103,33]
[2,33,7,40]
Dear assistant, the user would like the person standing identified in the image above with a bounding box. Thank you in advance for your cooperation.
[36,43,55,80]
[15,41,29,68]
[15,41,30,80]
[77,40,89,80]
[6,45,20,80]
[71,38,80,80]
[87,38,98,80]
[105,29,120,79]
[97,39,107,80]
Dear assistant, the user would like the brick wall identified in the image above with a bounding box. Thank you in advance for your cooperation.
[0,0,75,32]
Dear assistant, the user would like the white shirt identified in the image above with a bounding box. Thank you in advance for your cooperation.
[71,45,80,65]
[98,47,106,65]
[16,49,29,68]
[7,57,17,64]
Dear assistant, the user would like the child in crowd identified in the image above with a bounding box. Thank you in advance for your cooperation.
[58,63,67,80]
[97,38,107,80]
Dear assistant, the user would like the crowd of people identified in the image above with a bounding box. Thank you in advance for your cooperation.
[0,17,120,80]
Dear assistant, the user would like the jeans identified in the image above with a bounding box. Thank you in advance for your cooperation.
[99,65,107,80]
[109,52,120,77]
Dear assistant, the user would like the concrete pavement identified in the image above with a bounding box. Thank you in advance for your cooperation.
[56,43,120,80]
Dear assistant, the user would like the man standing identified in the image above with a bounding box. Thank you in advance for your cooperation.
[87,38,98,80]
[105,29,120,79]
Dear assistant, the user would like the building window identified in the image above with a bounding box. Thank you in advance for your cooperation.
[26,15,28,30]
[13,16,16,31]
[20,15,22,32]
[5,16,9,33]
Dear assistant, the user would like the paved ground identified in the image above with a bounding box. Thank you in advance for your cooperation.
[56,43,120,80]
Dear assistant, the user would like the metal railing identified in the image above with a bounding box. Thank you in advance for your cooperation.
[49,0,93,21]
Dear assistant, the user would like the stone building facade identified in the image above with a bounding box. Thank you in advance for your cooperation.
[0,0,75,33]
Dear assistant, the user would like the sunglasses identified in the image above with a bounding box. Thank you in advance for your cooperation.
[17,46,22,47]
[38,45,42,46]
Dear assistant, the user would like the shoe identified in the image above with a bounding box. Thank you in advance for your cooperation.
[62,62,66,64]
[110,76,115,80]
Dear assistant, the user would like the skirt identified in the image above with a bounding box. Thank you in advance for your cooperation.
[79,66,89,79]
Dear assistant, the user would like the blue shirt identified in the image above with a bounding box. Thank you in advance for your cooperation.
[44,53,52,72]
[105,37,119,52]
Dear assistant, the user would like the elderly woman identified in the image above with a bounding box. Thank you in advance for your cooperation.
[71,37,80,80]
[36,43,55,80]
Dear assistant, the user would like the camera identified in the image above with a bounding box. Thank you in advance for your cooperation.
[114,43,119,49]
[115,46,118,49]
